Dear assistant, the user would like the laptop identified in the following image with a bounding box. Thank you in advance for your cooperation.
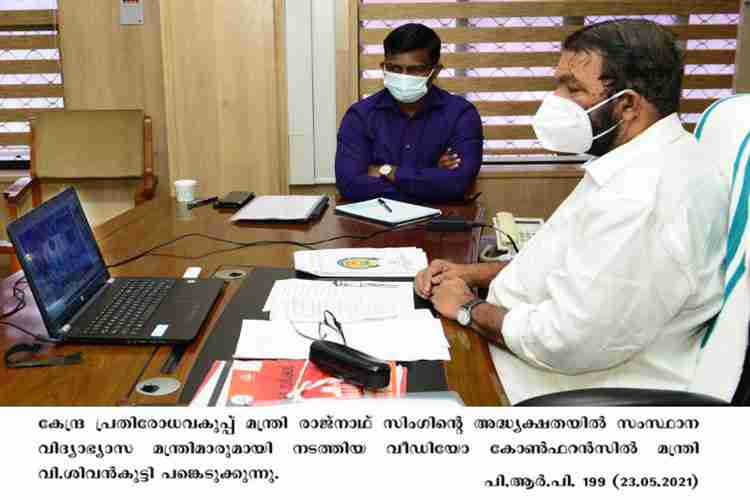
[7,187,224,344]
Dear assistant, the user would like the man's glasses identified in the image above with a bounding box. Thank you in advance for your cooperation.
[290,309,347,346]
[287,310,346,401]
[382,62,434,76]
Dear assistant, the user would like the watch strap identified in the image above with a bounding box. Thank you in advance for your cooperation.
[459,298,485,326]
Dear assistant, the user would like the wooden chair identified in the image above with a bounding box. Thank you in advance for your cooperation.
[1,110,157,274]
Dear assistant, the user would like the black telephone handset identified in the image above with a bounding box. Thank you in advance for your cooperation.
[213,191,255,210]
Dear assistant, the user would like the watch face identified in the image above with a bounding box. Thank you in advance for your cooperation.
[457,307,470,326]
[379,165,392,176]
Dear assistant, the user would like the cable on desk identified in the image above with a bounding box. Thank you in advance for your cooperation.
[0,276,61,345]
[105,226,417,267]
[474,223,520,254]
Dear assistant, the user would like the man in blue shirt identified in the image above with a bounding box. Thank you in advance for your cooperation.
[335,23,483,203]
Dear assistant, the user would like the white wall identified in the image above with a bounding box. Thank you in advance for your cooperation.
[285,0,337,185]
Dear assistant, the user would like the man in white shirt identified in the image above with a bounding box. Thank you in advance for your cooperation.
[414,19,728,404]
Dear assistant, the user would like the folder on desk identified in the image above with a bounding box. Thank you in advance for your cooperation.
[190,359,407,406]
[335,198,441,226]
[230,195,328,223]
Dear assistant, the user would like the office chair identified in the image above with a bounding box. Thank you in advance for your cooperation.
[517,94,750,406]
[1,110,157,274]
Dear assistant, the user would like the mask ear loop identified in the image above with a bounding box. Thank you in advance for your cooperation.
[586,88,631,114]
[588,89,631,140]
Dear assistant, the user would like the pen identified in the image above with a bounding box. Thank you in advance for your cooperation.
[377,198,393,213]
[187,196,218,209]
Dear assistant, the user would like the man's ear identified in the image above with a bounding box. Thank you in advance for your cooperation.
[618,90,641,122]
[429,63,443,84]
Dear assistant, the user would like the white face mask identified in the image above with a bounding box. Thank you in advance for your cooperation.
[383,69,434,104]
[532,89,630,154]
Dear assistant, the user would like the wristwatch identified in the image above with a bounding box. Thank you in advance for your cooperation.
[378,164,393,177]
[457,298,485,327]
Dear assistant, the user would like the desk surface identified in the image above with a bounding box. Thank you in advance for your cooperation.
[0,196,508,406]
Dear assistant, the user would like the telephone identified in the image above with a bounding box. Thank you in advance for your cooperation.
[480,211,544,262]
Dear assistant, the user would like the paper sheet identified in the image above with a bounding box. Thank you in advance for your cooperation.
[234,310,450,361]
[294,247,428,277]
[262,279,415,322]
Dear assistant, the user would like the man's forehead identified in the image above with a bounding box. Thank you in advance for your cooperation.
[385,48,431,64]
[554,50,603,82]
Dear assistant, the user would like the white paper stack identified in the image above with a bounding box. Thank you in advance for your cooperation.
[294,247,428,278]
[262,279,415,322]
[233,310,450,361]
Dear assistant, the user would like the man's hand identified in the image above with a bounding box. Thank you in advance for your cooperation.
[367,164,397,182]
[430,277,475,320]
[414,259,465,299]
[438,148,461,170]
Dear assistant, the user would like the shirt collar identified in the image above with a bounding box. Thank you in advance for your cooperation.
[375,84,446,113]
[584,113,687,187]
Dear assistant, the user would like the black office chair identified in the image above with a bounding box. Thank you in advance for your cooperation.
[517,95,750,407]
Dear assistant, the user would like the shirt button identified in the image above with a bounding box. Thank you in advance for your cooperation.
[405,144,411,150]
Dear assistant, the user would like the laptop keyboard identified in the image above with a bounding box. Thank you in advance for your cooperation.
[83,280,175,337]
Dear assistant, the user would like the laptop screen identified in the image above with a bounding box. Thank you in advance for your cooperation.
[8,188,108,330]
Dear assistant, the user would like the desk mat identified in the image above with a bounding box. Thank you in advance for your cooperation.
[179,267,447,404]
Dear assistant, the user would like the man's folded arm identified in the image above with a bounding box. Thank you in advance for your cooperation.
[335,109,395,201]
[394,106,483,202]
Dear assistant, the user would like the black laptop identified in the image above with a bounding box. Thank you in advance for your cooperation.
[7,187,224,344]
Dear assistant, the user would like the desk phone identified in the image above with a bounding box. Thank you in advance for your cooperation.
[480,212,544,262]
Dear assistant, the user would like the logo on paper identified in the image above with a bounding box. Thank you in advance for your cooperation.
[337,257,380,270]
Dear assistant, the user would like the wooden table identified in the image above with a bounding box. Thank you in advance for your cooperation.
[0,196,508,406]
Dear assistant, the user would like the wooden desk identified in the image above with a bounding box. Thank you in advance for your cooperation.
[0,196,508,406]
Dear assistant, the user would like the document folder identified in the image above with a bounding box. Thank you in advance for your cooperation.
[230,195,328,223]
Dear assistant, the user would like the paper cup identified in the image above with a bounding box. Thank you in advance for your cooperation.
[174,179,197,202]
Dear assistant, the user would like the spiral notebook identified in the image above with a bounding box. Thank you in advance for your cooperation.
[335,198,441,226]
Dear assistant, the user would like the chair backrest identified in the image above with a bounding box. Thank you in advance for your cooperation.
[690,94,750,402]
[32,110,144,179]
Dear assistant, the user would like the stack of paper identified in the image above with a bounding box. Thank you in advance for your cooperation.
[233,310,450,361]
[263,279,415,322]
[294,247,428,278]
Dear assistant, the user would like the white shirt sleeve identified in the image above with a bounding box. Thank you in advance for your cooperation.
[500,190,694,375]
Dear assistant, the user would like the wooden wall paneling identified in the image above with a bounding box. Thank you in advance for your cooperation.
[275,0,290,194]
[160,0,221,198]
[736,0,750,92]
[361,49,735,70]
[335,0,360,125]
[361,74,735,94]
[477,169,583,221]
[215,0,287,196]
[56,0,170,200]
[160,0,287,198]
[360,24,739,45]
[58,0,144,109]
[140,0,171,196]
[289,172,582,227]
[359,1,740,19]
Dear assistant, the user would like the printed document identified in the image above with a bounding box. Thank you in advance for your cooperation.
[294,247,428,278]
[234,310,450,361]
[263,279,415,322]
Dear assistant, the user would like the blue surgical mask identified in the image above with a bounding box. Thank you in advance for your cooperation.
[383,69,434,103]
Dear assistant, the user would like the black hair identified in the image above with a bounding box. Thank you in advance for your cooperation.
[563,19,684,117]
[383,23,441,65]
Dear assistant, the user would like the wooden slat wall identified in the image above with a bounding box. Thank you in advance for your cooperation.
[0,9,61,148]
[358,0,740,156]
